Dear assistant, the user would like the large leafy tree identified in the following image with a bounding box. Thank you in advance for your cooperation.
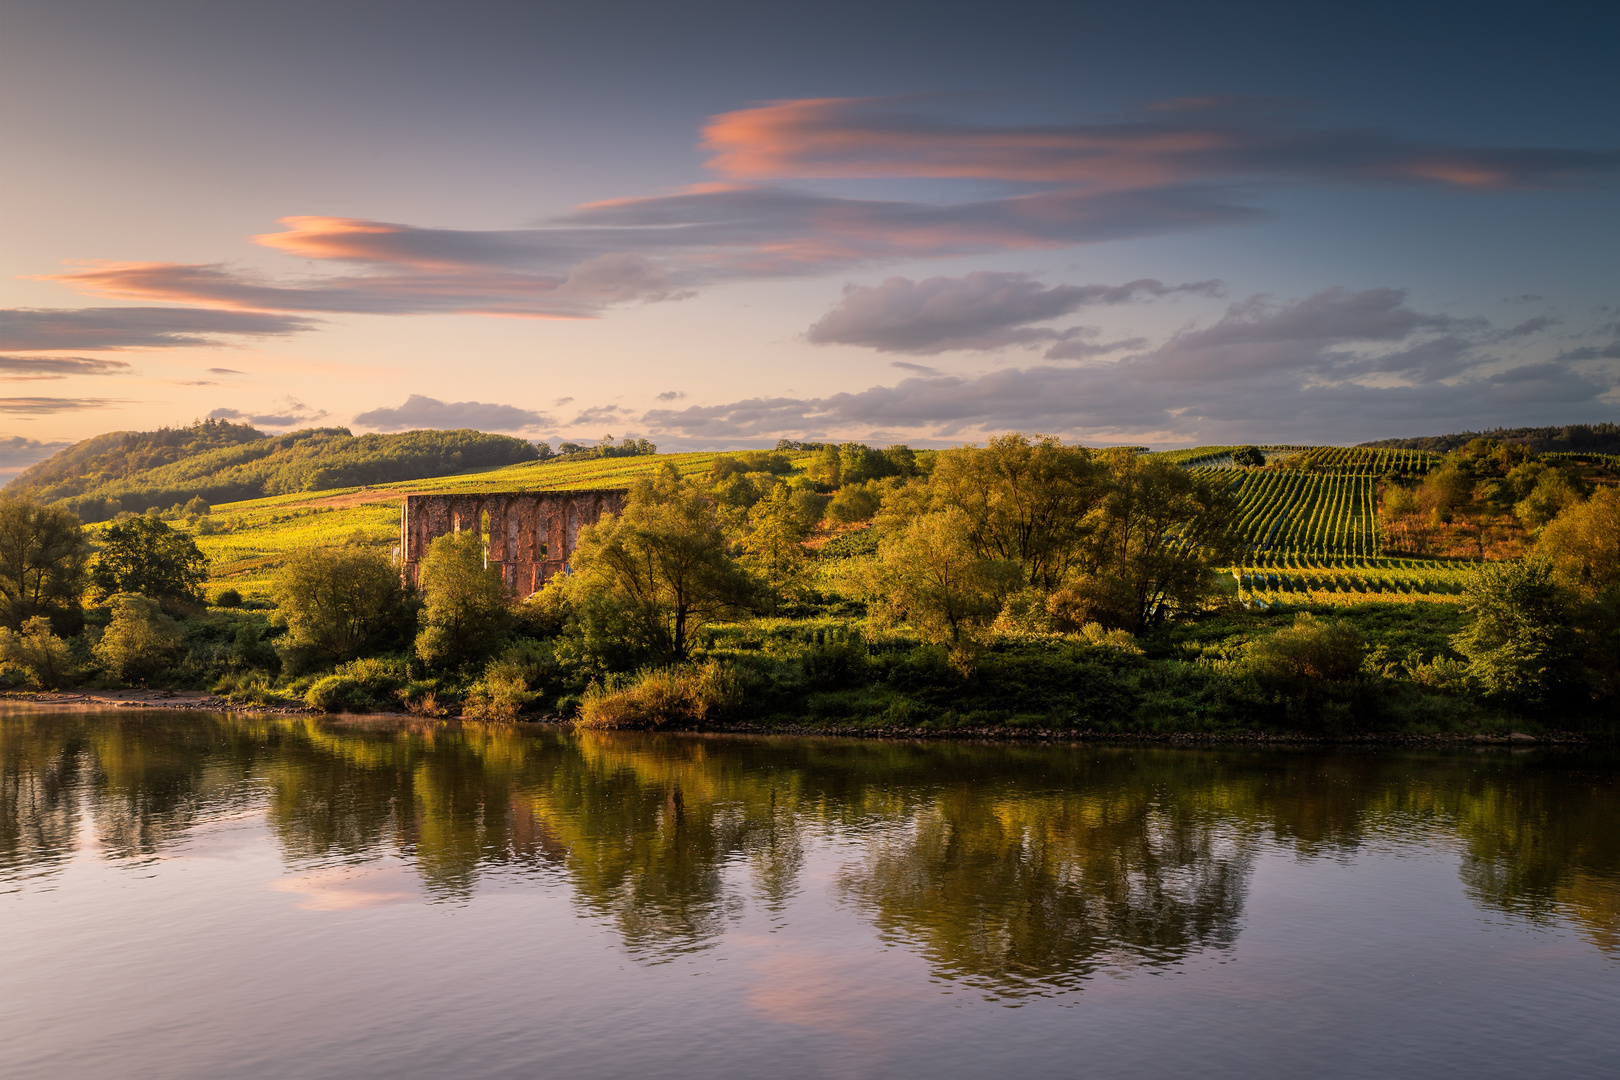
[273,545,411,664]
[1083,451,1242,631]
[566,465,753,663]
[865,508,1018,674]
[414,530,510,669]
[923,433,1108,590]
[0,496,90,629]
[91,516,209,603]
[742,485,813,616]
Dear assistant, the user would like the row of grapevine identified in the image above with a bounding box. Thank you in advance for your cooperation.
[1221,469,1380,557]
[1259,446,1436,474]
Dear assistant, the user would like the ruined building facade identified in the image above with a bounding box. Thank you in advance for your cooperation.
[399,489,628,598]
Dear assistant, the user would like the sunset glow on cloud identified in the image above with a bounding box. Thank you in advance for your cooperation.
[2,0,1614,459]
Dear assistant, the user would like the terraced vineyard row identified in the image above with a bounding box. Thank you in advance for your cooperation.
[1210,469,1381,558]
[1259,445,1436,474]
[1229,555,1477,607]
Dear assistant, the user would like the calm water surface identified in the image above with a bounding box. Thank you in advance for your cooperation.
[2,708,1617,1079]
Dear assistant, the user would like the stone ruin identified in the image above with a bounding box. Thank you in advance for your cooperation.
[399,489,628,598]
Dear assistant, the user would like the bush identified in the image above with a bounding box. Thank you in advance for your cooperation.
[463,657,537,720]
[1451,561,1576,706]
[213,588,243,608]
[94,594,182,683]
[304,656,408,712]
[1245,613,1366,687]
[0,616,78,689]
[273,545,411,665]
[575,660,740,729]
[212,671,282,706]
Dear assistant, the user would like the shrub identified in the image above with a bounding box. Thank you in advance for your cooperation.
[273,545,411,665]
[304,656,408,712]
[305,675,372,712]
[463,657,536,720]
[212,671,281,706]
[94,594,182,682]
[0,616,78,689]
[1451,561,1576,706]
[1245,613,1366,687]
[575,660,740,729]
[213,588,243,608]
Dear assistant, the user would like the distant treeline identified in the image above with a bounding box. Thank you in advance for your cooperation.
[1359,423,1620,456]
[9,421,538,520]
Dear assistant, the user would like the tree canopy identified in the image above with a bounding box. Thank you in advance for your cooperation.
[91,516,209,603]
[0,496,89,629]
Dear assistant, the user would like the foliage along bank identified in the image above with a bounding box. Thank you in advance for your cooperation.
[2,433,1617,738]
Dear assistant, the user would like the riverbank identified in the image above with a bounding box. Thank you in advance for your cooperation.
[2,691,1594,745]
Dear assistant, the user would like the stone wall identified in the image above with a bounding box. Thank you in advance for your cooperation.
[399,489,628,598]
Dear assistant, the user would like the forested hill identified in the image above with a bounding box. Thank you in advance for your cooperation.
[1358,422,1620,455]
[6,421,539,520]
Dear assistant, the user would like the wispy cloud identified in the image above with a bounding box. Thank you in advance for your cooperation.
[28,97,1615,331]
[806,272,1218,355]
[0,397,126,414]
[208,398,330,429]
[703,96,1620,190]
[0,355,134,380]
[352,394,555,432]
[644,287,1613,445]
[0,436,72,479]
[0,307,318,351]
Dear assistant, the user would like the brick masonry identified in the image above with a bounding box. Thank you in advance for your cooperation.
[399,489,628,598]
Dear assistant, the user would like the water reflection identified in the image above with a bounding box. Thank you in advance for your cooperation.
[2,708,1616,993]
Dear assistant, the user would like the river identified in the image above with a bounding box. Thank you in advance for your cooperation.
[2,708,1616,1078]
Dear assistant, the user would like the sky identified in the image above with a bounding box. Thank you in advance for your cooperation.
[3,0,1617,476]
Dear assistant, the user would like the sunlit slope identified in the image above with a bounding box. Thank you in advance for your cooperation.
[169,442,1467,605]
[185,450,815,595]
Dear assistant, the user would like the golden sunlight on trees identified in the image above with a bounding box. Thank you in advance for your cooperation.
[742,485,813,615]
[566,465,753,663]
[1535,487,1620,599]
[415,531,510,669]
[94,594,183,683]
[866,508,1019,674]
[0,496,89,630]
[272,545,410,667]
[1082,451,1242,631]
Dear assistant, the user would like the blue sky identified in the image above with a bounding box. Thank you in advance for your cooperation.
[2,0,1616,474]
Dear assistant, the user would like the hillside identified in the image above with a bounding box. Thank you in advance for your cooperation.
[1358,422,1620,456]
[8,421,541,520]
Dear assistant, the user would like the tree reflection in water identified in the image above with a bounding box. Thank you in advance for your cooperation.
[1,708,1616,989]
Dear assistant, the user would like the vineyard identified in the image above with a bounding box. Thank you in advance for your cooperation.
[1182,445,1459,605]
[166,441,1479,605]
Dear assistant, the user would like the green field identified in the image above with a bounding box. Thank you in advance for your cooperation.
[143,443,1484,607]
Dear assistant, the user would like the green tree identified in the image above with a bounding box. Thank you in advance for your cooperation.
[1085,452,1241,631]
[91,516,208,603]
[94,593,183,683]
[414,530,510,669]
[273,545,411,664]
[866,508,1018,673]
[1231,445,1265,468]
[1451,561,1575,706]
[0,616,78,688]
[565,465,753,663]
[742,485,813,615]
[924,433,1108,590]
[1535,488,1620,599]
[0,495,89,629]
